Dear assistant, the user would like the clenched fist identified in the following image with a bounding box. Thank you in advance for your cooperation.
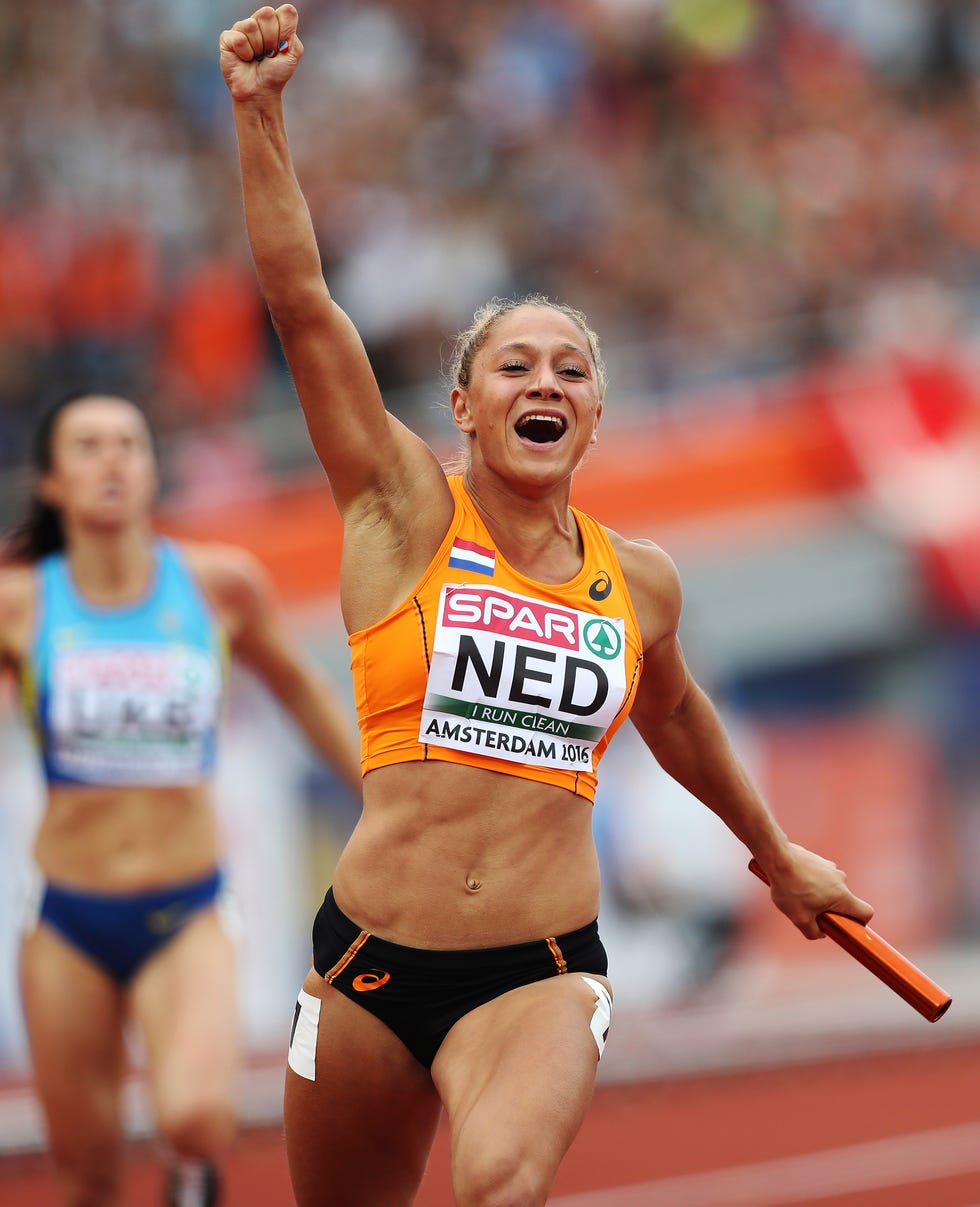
[219,4,303,102]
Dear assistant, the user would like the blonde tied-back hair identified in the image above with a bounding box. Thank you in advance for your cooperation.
[448,294,607,399]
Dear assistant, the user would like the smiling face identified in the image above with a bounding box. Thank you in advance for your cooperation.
[450,304,603,491]
[39,396,158,535]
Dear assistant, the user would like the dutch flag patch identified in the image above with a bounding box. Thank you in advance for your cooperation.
[448,537,496,577]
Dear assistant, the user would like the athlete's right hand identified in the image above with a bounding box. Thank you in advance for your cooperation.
[219,5,303,102]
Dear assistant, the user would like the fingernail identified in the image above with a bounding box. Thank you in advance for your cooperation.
[278,39,288,50]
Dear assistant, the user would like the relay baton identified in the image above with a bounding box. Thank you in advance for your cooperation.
[748,859,952,1023]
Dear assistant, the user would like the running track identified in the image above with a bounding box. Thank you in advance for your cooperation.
[3,1039,979,1205]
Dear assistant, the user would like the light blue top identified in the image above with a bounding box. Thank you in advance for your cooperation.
[25,539,227,786]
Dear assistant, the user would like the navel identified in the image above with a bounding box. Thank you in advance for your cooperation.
[465,876,483,893]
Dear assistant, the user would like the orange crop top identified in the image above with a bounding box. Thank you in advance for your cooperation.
[350,475,644,803]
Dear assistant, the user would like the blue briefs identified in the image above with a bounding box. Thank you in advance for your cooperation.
[310,887,608,1068]
[38,868,223,984]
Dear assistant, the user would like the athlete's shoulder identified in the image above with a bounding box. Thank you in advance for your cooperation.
[603,527,679,586]
[602,528,682,642]
[0,561,38,605]
[0,563,38,663]
[174,539,276,630]
[176,535,270,589]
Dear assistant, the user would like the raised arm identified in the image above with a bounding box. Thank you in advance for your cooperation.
[218,6,446,521]
[619,539,874,939]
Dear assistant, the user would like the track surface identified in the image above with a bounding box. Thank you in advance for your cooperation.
[3,1039,979,1205]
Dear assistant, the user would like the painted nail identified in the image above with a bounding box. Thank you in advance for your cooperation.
[278,39,288,50]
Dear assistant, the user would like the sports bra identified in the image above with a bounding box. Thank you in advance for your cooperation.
[24,539,227,787]
[350,475,644,803]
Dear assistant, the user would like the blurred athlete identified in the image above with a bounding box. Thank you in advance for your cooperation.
[0,391,362,1206]
[220,9,875,1205]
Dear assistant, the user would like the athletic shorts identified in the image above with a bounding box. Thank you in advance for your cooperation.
[304,886,609,1068]
[33,868,225,984]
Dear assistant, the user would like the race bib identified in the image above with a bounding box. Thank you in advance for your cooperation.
[48,644,222,783]
[421,584,627,772]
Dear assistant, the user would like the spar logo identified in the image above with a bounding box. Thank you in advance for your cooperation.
[583,618,621,660]
[442,587,580,650]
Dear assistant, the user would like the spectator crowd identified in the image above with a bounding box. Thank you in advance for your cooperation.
[1,0,979,492]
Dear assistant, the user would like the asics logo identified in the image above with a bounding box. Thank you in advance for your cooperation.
[352,970,391,992]
[589,571,612,601]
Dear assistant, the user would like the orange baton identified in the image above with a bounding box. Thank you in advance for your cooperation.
[748,859,952,1023]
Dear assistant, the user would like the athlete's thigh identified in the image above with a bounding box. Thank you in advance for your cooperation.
[128,908,239,1121]
[19,924,127,1156]
[433,973,611,1189]
[285,966,443,1207]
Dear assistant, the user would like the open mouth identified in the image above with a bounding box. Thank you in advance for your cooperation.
[515,413,567,444]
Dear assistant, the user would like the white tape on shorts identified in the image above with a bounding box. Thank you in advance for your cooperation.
[287,989,321,1081]
[581,976,612,1058]
[20,865,44,938]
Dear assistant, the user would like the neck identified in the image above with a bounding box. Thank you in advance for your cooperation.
[63,526,157,604]
[462,470,581,581]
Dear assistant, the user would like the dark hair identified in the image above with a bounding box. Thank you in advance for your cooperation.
[3,391,152,563]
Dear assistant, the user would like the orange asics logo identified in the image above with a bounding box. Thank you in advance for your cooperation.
[352,970,391,993]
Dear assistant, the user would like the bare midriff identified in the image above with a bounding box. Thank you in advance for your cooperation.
[34,783,219,891]
[333,760,601,949]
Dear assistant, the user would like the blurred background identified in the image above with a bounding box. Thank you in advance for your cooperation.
[2,0,980,1196]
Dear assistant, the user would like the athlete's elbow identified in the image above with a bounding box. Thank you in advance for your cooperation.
[263,277,332,331]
